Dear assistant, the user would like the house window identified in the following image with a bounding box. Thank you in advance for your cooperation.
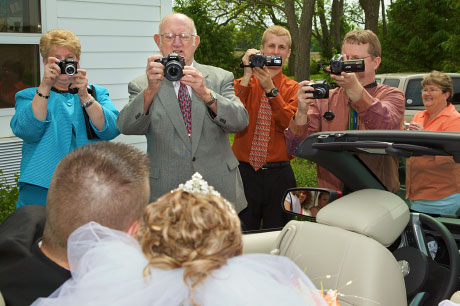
[0,0,41,33]
[0,0,41,108]
[0,44,40,108]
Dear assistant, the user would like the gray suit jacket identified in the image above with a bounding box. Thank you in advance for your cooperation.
[117,62,249,212]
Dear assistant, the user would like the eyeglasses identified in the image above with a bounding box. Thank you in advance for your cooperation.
[421,88,442,94]
[160,33,195,42]
[347,55,372,60]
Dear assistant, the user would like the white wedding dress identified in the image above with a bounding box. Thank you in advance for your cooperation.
[32,222,327,306]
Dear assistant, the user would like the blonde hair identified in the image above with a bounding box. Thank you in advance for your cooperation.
[39,29,81,59]
[343,29,381,58]
[262,25,291,48]
[137,190,242,303]
[422,70,453,104]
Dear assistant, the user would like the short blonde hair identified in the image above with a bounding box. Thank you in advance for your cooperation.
[343,29,381,58]
[422,70,453,104]
[39,29,81,59]
[137,190,242,302]
[262,25,291,48]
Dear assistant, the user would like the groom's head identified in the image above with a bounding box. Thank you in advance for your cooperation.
[41,141,150,268]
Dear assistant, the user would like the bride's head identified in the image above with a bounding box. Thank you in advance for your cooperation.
[136,188,242,291]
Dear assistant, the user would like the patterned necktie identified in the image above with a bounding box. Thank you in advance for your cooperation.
[178,82,192,138]
[248,94,272,170]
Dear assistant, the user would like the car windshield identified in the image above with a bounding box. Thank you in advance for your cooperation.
[294,130,460,220]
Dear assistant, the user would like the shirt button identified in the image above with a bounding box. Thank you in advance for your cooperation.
[67,103,72,106]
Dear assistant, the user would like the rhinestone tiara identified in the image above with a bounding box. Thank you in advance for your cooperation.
[176,172,236,214]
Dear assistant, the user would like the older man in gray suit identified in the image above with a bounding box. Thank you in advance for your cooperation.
[117,13,249,212]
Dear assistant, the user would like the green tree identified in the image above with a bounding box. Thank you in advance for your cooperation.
[380,0,460,73]
[174,0,242,76]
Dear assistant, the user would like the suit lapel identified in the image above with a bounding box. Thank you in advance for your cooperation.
[191,63,208,156]
[157,80,192,149]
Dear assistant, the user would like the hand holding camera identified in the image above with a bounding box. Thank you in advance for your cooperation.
[42,57,79,89]
[405,121,424,131]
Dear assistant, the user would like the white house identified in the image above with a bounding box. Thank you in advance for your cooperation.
[0,0,172,185]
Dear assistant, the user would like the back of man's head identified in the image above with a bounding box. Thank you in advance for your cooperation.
[42,141,150,263]
[343,29,381,58]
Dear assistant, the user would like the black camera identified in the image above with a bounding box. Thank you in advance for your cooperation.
[248,54,282,68]
[306,80,330,99]
[319,54,365,75]
[58,58,78,76]
[155,52,185,81]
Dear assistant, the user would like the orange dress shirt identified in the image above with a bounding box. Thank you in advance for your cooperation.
[406,104,460,200]
[232,72,298,163]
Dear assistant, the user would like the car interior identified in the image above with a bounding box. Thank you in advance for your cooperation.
[242,130,460,306]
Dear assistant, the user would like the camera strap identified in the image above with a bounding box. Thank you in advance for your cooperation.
[239,62,251,68]
[83,85,100,140]
[364,81,377,89]
[51,85,100,139]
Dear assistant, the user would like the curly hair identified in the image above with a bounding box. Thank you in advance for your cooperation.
[136,190,242,303]
[40,29,81,59]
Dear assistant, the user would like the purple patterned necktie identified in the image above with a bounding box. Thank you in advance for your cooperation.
[178,82,192,138]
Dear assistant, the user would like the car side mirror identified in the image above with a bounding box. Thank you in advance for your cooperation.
[282,187,339,218]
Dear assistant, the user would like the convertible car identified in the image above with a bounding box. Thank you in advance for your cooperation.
[242,130,460,306]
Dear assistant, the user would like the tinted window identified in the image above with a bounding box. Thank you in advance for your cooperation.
[383,78,400,88]
[0,44,39,108]
[0,0,41,33]
[405,78,423,106]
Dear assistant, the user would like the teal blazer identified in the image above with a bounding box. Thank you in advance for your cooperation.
[10,85,119,189]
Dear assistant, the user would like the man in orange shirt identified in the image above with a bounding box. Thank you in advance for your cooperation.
[232,25,298,230]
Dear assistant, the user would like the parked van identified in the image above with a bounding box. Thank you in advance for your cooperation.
[375,72,460,122]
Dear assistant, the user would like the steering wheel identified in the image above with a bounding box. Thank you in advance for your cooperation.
[393,213,460,305]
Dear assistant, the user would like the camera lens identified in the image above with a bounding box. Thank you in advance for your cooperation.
[164,61,183,81]
[65,64,76,76]
[249,54,265,68]
[314,87,328,99]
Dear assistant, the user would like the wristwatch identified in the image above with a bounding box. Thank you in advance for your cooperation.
[265,87,279,98]
[205,91,217,106]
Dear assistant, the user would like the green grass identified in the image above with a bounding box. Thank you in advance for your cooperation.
[291,157,317,187]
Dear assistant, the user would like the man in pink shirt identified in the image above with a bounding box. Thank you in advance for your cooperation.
[285,30,405,193]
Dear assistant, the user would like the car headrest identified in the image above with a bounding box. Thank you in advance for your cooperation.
[316,189,410,246]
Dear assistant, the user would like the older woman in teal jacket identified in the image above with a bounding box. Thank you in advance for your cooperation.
[10,29,119,208]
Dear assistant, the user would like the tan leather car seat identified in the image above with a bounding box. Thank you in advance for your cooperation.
[450,291,460,303]
[273,189,410,306]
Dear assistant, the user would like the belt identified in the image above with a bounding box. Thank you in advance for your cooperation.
[241,161,290,170]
